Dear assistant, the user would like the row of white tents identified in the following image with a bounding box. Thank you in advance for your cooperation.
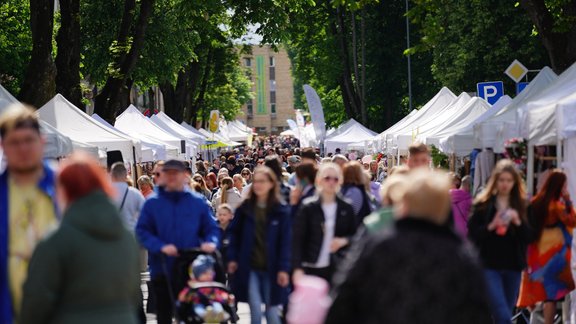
[298,64,575,197]
[0,86,252,164]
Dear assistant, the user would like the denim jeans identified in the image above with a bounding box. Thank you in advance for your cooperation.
[484,269,521,324]
[248,271,281,324]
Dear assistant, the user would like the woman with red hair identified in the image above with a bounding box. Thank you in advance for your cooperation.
[19,153,141,324]
[517,170,575,324]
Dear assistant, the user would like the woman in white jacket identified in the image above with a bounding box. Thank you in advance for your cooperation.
[212,177,243,211]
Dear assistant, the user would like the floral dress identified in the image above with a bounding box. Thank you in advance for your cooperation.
[517,199,576,307]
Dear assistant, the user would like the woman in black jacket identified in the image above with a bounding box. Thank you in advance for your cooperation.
[292,162,357,284]
[468,159,533,324]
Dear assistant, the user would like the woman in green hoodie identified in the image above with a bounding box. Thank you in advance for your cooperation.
[19,154,141,324]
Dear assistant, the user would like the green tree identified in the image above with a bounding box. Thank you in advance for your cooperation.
[519,0,576,73]
[0,0,32,95]
[409,0,549,93]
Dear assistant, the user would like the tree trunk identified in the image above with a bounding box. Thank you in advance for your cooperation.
[331,7,361,121]
[520,0,576,73]
[19,0,56,108]
[148,87,155,110]
[360,8,368,126]
[93,0,155,123]
[55,0,82,108]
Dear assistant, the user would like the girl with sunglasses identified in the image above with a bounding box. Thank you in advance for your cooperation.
[292,163,357,285]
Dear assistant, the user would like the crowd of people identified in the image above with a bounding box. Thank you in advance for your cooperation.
[1,103,576,324]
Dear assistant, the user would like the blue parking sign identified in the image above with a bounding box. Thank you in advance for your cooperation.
[517,82,529,95]
[477,81,504,105]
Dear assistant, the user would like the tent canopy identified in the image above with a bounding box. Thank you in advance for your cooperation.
[92,113,175,161]
[519,63,576,145]
[438,95,512,156]
[115,105,188,158]
[1,85,74,159]
[385,88,457,152]
[394,92,471,151]
[473,67,558,151]
[324,119,377,153]
[152,112,205,145]
[38,94,140,161]
[194,126,243,147]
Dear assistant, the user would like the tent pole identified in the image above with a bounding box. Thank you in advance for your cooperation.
[527,143,535,196]
[132,146,138,187]
[558,139,563,169]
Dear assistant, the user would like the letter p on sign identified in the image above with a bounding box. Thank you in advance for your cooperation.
[477,81,504,105]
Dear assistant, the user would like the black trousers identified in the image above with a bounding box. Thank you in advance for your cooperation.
[152,276,177,324]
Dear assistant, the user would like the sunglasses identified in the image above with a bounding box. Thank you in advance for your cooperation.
[242,173,250,176]
[323,176,339,183]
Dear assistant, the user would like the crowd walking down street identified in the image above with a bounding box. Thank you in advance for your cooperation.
[2,104,576,324]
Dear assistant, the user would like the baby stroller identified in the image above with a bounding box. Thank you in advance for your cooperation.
[163,249,239,324]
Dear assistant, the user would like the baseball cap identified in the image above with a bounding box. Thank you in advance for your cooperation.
[288,155,301,163]
[162,160,186,172]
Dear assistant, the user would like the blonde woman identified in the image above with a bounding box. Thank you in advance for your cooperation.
[292,163,357,284]
[212,177,242,211]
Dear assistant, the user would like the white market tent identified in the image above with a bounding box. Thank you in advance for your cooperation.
[473,67,558,152]
[325,119,359,140]
[38,94,142,162]
[0,85,75,159]
[194,126,242,147]
[324,119,378,153]
[438,95,512,156]
[115,105,189,159]
[180,121,208,138]
[223,121,250,142]
[394,92,471,151]
[93,113,176,161]
[385,87,457,152]
[151,112,206,146]
[423,97,491,148]
[280,129,296,136]
[518,63,576,145]
[229,120,254,134]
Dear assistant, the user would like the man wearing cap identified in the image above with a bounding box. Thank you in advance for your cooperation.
[136,159,220,324]
[287,155,301,187]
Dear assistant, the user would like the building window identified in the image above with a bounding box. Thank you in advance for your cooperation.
[269,66,276,81]
[269,80,276,91]
[270,91,276,104]
[269,56,275,66]
[244,57,252,67]
[271,103,277,114]
[256,127,267,133]
[247,100,253,115]
[271,126,278,132]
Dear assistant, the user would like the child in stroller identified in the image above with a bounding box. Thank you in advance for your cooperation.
[176,254,238,324]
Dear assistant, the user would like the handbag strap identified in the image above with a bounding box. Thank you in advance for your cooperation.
[119,187,129,211]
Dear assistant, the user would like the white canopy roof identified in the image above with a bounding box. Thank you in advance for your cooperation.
[194,126,243,147]
[226,122,251,142]
[386,88,457,152]
[38,94,141,162]
[438,95,512,156]
[280,129,296,136]
[0,85,74,159]
[518,63,576,145]
[324,119,378,153]
[473,67,557,151]
[151,112,205,146]
[229,120,253,134]
[92,113,175,161]
[115,105,188,158]
[394,92,471,151]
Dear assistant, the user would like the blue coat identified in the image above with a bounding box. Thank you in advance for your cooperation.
[0,162,58,324]
[227,201,291,305]
[136,187,219,279]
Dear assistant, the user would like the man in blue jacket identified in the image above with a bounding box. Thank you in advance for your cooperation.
[0,105,59,324]
[136,159,220,324]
